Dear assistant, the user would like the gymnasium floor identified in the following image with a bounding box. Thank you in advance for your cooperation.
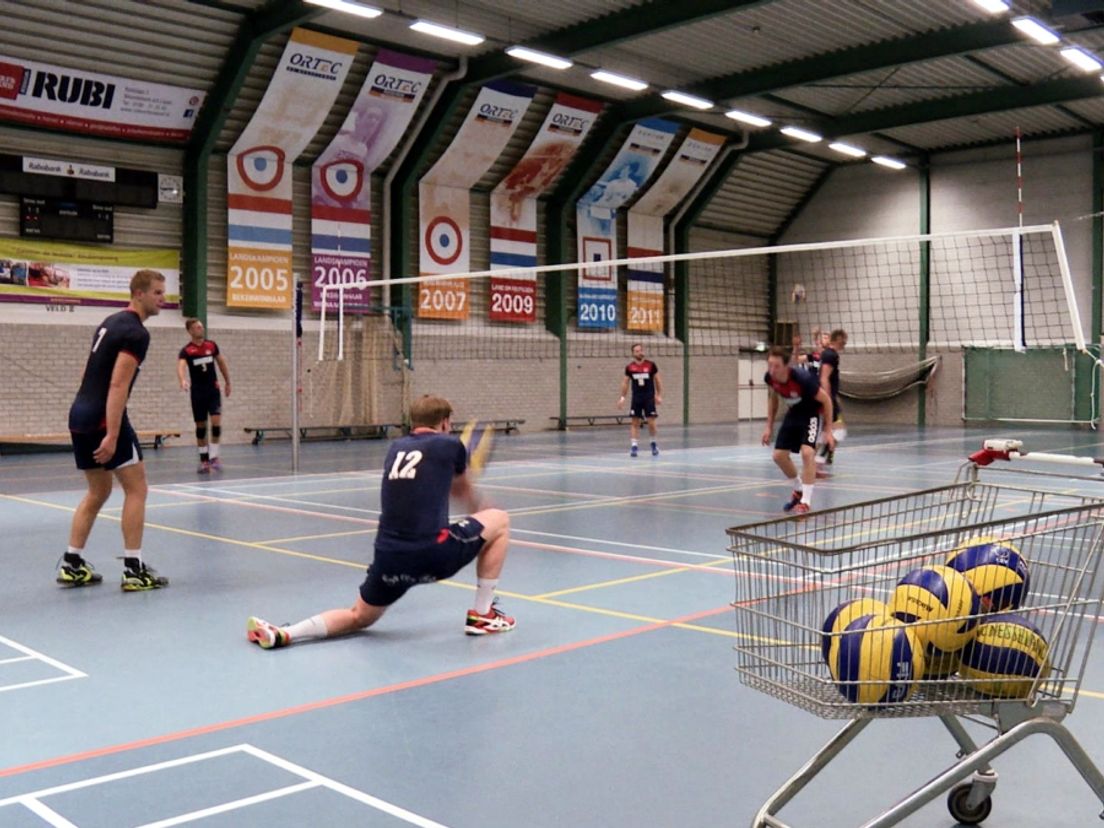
[2,423,1104,827]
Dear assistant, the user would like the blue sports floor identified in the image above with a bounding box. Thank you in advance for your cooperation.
[2,424,1104,827]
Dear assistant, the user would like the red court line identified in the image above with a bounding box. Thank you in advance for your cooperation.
[0,604,732,781]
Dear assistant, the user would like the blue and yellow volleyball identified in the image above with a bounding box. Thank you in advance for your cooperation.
[922,644,962,679]
[826,611,925,705]
[960,613,1050,698]
[821,598,889,662]
[889,565,981,652]
[945,536,1030,613]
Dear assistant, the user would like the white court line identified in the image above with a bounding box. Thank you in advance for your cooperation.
[134,781,319,828]
[239,744,452,828]
[511,528,727,560]
[13,797,79,827]
[0,634,85,694]
[0,655,34,665]
[0,745,246,806]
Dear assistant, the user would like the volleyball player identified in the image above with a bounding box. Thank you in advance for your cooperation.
[617,343,662,457]
[177,318,231,473]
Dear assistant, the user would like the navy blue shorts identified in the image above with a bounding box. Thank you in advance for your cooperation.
[774,408,820,453]
[71,419,143,471]
[190,388,222,422]
[630,397,657,419]
[360,517,486,607]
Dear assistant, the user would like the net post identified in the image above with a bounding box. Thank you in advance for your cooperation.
[918,155,931,427]
[292,280,303,474]
[337,283,346,362]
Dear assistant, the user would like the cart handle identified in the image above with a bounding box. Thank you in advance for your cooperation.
[970,439,1104,470]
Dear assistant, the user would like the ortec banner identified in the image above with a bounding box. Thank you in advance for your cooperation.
[0,55,205,142]
[310,49,435,314]
[417,80,535,320]
[488,93,601,323]
[575,118,678,329]
[227,28,357,309]
[626,128,723,332]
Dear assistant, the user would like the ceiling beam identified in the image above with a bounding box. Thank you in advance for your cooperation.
[743,74,1104,154]
[463,0,772,86]
[619,18,1094,123]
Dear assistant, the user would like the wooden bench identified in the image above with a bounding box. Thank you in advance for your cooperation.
[450,419,525,435]
[0,429,181,454]
[244,424,403,445]
[550,415,630,430]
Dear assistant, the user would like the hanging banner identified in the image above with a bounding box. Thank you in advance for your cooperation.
[0,238,180,308]
[488,92,602,323]
[626,128,724,332]
[310,50,436,314]
[417,80,535,320]
[575,118,678,329]
[0,55,205,142]
[227,28,357,309]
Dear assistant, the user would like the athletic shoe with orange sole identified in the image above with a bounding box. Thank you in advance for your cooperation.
[247,616,289,649]
[465,602,516,635]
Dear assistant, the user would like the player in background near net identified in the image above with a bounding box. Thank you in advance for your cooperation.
[761,345,836,515]
[246,395,515,649]
[817,329,848,466]
[177,319,232,473]
[58,269,170,591]
[617,343,663,457]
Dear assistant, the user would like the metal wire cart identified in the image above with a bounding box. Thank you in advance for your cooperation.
[728,440,1104,827]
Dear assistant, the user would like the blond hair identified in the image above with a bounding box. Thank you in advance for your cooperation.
[130,269,165,294]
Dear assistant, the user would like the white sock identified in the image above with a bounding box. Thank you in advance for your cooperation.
[285,614,328,642]
[790,477,801,491]
[67,545,84,555]
[631,439,639,447]
[209,443,219,459]
[474,579,499,614]
[801,483,814,505]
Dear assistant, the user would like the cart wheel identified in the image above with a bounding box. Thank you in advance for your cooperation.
[947,783,992,825]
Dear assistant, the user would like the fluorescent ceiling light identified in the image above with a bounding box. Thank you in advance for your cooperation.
[305,0,383,17]
[1011,17,1060,45]
[661,90,714,110]
[725,109,772,128]
[505,46,573,70]
[1060,46,1104,72]
[828,141,867,158]
[409,19,485,46]
[780,125,822,143]
[590,70,649,91]
[969,0,1009,13]
[872,155,907,170]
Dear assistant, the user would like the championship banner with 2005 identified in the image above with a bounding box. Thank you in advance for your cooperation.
[227,28,357,309]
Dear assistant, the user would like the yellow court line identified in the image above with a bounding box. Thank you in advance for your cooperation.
[536,557,732,599]
[257,528,377,545]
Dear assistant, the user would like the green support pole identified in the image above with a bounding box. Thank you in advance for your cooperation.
[918,156,931,427]
[1084,129,1104,424]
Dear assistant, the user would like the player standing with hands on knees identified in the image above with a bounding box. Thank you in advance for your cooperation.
[57,269,169,591]
[246,395,515,649]
[761,346,836,515]
[177,319,231,473]
[617,343,662,457]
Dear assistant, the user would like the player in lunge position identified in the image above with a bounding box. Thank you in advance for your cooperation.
[246,395,514,648]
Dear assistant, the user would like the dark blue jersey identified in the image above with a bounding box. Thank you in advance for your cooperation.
[179,339,222,393]
[765,365,821,416]
[69,309,150,433]
[376,432,468,553]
